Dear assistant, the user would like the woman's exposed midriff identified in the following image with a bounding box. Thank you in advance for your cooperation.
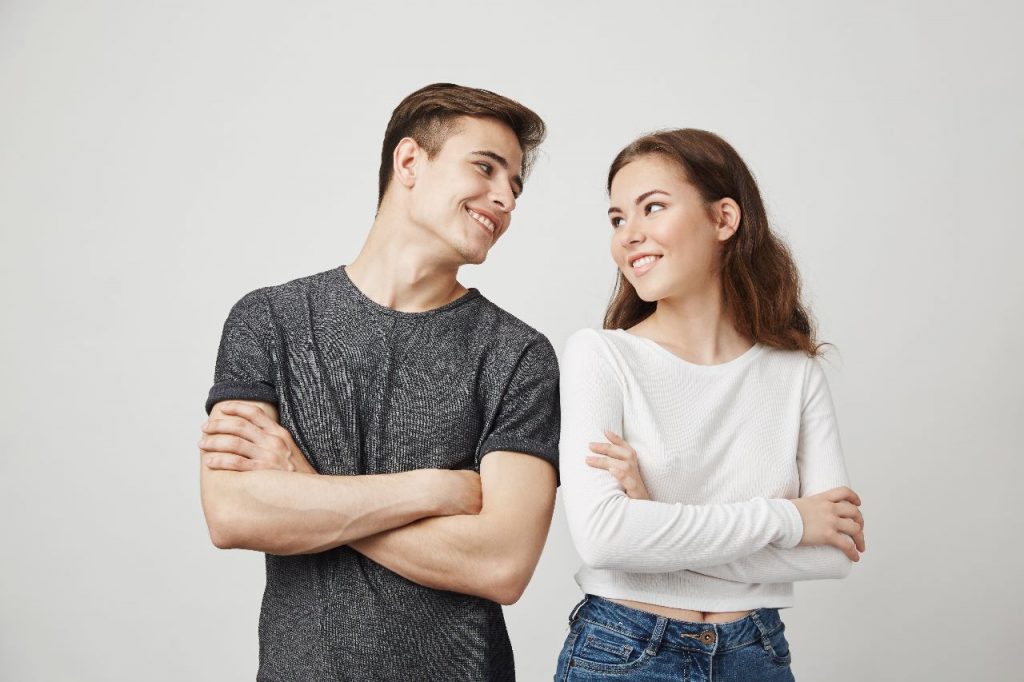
[610,597,753,624]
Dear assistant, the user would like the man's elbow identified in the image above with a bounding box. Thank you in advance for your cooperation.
[203,498,244,550]
[484,563,533,606]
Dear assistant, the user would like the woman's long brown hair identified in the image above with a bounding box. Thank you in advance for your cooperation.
[603,129,822,356]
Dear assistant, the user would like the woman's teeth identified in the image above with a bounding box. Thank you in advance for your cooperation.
[467,208,495,232]
[632,255,660,269]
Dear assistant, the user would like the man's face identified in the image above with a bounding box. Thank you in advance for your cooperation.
[409,116,524,265]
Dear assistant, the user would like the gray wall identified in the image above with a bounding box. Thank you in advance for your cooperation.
[2,1,1020,680]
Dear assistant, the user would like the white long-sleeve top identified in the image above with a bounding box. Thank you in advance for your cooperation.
[559,328,853,612]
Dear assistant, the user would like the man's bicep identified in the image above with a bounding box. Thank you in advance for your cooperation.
[206,289,278,414]
[479,451,556,547]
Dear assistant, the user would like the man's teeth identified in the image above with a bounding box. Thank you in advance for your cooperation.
[632,255,660,269]
[467,208,495,232]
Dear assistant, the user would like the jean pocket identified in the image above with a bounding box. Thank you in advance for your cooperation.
[570,623,651,673]
[765,623,792,666]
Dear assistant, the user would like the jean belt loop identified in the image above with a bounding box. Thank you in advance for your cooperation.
[568,596,589,625]
[645,616,669,656]
[748,609,774,653]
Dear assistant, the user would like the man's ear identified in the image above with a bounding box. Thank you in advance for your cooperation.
[393,137,422,189]
[715,198,741,242]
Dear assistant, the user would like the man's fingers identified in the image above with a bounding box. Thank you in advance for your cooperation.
[220,402,274,430]
[204,453,257,471]
[199,434,259,459]
[203,417,262,443]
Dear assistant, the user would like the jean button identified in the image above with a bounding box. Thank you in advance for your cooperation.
[700,631,716,644]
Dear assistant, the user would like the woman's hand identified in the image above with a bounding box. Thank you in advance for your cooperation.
[199,402,317,474]
[790,487,866,561]
[586,431,651,500]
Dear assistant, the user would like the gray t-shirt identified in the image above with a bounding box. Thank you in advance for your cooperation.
[206,266,560,682]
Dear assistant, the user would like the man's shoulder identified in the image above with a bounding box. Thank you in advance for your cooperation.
[225,267,339,319]
[470,293,552,351]
[248,267,338,302]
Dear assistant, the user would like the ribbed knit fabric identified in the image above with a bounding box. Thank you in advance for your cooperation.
[207,267,560,682]
[560,328,852,613]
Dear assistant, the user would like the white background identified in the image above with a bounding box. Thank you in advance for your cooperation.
[2,1,1021,680]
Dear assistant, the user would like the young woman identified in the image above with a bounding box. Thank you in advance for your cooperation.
[555,129,865,681]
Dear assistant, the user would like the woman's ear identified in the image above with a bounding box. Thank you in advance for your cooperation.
[715,198,742,241]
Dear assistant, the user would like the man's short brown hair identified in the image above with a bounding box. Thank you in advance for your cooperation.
[377,83,546,207]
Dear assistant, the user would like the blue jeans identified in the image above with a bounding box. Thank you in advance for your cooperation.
[554,596,795,681]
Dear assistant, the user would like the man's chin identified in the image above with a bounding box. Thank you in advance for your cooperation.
[463,250,489,266]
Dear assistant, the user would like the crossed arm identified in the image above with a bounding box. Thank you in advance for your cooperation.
[199,400,556,604]
[560,331,865,583]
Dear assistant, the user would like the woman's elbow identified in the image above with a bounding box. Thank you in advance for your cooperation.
[832,556,854,579]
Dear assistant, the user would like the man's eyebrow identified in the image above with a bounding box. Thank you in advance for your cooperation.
[472,150,524,196]
[607,189,670,215]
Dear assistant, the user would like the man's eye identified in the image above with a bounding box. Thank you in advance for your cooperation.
[645,203,665,215]
[475,162,493,174]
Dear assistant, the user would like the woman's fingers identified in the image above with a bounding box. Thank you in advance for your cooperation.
[604,431,627,446]
[588,441,634,461]
[585,455,611,470]
[830,530,861,562]
[824,486,861,506]
[836,518,865,553]
[833,501,866,551]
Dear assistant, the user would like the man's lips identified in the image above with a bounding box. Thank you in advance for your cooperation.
[466,207,499,234]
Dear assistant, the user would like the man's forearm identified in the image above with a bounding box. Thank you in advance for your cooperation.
[350,452,557,605]
[201,468,444,555]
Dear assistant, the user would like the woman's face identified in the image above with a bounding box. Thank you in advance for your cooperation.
[608,154,732,303]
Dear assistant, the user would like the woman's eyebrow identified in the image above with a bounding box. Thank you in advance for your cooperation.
[608,189,670,215]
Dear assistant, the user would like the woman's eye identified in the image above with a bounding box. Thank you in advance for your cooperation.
[610,216,625,228]
[475,162,493,175]
[645,202,665,215]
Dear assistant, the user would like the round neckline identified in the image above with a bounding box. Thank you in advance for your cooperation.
[336,265,481,317]
[611,328,764,371]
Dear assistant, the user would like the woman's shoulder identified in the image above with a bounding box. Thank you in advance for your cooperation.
[564,327,638,358]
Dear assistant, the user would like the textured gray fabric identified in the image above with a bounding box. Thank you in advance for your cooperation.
[206,266,560,682]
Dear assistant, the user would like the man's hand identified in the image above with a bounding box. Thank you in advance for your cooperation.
[199,401,316,474]
[421,469,483,516]
[790,486,866,561]
[200,401,483,517]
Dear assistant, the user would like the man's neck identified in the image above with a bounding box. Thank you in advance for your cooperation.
[345,211,467,313]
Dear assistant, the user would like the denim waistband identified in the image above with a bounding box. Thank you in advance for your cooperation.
[571,595,784,655]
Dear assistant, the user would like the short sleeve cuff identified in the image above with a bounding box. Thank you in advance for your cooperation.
[478,437,559,478]
[205,381,278,414]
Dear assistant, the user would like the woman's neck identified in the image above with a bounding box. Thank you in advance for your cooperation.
[630,285,752,365]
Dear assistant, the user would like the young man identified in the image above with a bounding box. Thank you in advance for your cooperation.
[198,84,558,681]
